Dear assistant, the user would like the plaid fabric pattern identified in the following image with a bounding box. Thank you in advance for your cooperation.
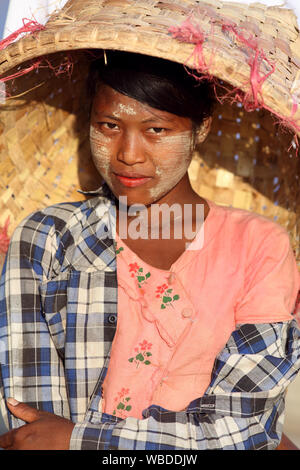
[1,196,300,450]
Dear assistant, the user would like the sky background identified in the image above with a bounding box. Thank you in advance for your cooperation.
[0,0,299,39]
[0,0,68,38]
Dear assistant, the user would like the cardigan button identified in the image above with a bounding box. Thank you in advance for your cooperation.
[108,314,117,324]
[181,308,192,318]
[167,272,176,284]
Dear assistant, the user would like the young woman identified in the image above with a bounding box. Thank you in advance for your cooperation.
[0,52,299,450]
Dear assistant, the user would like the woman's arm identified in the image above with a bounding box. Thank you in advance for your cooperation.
[0,209,71,433]
[1,318,299,450]
[69,320,300,450]
[70,221,300,450]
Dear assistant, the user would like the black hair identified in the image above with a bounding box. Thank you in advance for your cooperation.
[87,51,215,127]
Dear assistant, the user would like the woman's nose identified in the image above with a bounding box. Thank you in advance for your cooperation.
[117,132,146,165]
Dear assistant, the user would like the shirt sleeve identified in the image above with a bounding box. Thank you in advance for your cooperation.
[69,319,300,450]
[0,211,71,431]
[235,223,300,324]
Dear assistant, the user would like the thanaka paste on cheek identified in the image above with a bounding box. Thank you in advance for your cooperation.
[149,131,193,200]
[89,124,113,186]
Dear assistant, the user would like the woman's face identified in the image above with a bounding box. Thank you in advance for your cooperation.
[90,84,197,207]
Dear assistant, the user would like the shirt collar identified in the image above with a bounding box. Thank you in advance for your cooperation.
[67,184,118,272]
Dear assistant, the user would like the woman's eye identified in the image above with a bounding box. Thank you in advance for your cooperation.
[98,122,119,130]
[148,127,166,134]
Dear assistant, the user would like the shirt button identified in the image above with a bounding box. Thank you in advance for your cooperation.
[108,314,117,324]
[167,272,176,284]
[181,308,193,318]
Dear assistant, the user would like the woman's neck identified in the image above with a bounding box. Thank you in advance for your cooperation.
[116,175,209,241]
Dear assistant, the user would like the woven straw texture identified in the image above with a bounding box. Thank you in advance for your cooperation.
[0,0,299,268]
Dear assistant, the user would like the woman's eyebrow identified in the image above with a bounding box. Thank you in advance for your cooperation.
[94,112,122,121]
[142,116,174,123]
[94,111,173,123]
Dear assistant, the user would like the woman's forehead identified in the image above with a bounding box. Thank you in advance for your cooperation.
[93,84,191,125]
[93,84,164,117]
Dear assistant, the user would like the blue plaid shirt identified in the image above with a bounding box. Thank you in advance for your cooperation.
[0,193,300,450]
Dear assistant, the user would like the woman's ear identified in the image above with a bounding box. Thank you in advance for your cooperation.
[195,116,212,145]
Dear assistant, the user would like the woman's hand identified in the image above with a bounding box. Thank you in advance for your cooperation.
[0,398,75,450]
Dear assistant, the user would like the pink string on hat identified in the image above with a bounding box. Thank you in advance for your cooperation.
[169,12,300,152]
[0,218,10,255]
[0,18,45,51]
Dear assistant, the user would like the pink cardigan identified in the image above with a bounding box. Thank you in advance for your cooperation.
[101,200,300,419]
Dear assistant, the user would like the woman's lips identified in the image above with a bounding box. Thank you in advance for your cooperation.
[115,174,152,187]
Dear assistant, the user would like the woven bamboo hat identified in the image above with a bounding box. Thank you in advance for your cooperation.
[0,0,300,268]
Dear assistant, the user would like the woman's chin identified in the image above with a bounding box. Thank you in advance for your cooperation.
[106,176,176,208]
[108,185,154,208]
[116,193,154,209]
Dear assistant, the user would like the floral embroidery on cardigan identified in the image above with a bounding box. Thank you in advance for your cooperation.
[116,245,124,255]
[117,243,181,308]
[129,263,151,288]
[113,388,132,418]
[128,340,152,368]
[155,283,180,309]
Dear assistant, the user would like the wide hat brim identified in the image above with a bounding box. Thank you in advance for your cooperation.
[1,0,300,134]
[0,0,300,266]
